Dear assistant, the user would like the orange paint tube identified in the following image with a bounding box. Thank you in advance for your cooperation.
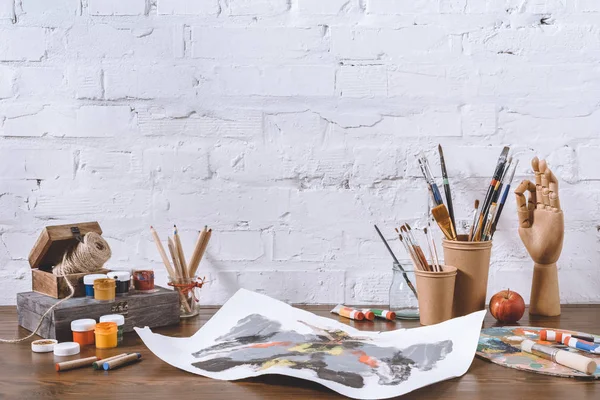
[331,305,364,321]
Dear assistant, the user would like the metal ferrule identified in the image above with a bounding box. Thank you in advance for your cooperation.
[531,342,559,361]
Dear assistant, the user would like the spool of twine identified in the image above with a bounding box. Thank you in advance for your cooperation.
[53,232,112,276]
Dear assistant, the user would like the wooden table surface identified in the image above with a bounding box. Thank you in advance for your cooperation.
[0,305,599,399]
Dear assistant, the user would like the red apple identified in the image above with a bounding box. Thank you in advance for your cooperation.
[489,289,525,323]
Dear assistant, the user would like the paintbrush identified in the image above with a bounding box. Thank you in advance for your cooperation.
[418,153,444,206]
[400,226,426,271]
[373,225,418,297]
[491,159,519,237]
[438,144,456,233]
[423,227,437,272]
[474,147,510,241]
[432,204,457,241]
[403,224,430,271]
[397,230,423,271]
[468,199,480,241]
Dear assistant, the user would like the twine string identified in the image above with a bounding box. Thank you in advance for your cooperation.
[168,277,206,303]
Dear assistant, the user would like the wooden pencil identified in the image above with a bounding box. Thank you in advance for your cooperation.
[189,228,211,278]
[168,237,185,280]
[173,225,189,279]
[150,226,176,279]
[187,226,208,277]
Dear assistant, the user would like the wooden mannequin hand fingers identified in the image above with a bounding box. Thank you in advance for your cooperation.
[532,156,542,186]
[517,210,531,228]
[539,159,550,189]
[550,192,561,212]
[542,188,551,209]
[545,167,559,196]
[515,192,528,211]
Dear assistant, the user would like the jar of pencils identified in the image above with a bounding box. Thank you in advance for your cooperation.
[389,262,419,320]
[168,276,206,318]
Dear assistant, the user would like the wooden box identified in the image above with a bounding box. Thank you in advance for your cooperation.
[17,287,180,341]
[28,221,108,299]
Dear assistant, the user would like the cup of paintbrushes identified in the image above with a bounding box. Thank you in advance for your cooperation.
[168,276,201,318]
[442,235,492,318]
[414,265,457,326]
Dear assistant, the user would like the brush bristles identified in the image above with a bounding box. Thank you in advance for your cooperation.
[432,204,456,240]
[474,199,480,209]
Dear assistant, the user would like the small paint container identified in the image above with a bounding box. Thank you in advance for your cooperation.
[95,322,118,349]
[133,270,155,292]
[99,314,125,345]
[71,318,96,346]
[93,278,116,302]
[54,342,80,356]
[31,339,58,353]
[107,271,131,296]
[83,274,108,298]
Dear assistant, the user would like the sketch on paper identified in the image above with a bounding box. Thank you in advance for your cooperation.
[136,289,486,400]
[191,314,453,388]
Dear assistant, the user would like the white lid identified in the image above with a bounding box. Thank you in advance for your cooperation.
[53,342,80,356]
[71,318,96,332]
[99,314,125,326]
[31,339,57,353]
[107,271,131,281]
[83,274,108,285]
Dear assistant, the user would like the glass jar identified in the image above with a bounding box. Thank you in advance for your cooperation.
[389,262,419,320]
[169,276,201,318]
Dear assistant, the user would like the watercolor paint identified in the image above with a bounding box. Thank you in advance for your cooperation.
[95,322,118,349]
[107,271,131,296]
[94,278,116,301]
[360,309,375,321]
[133,270,155,291]
[331,305,364,321]
[83,274,108,297]
[563,337,600,354]
[370,309,397,321]
[100,314,125,344]
[71,318,96,346]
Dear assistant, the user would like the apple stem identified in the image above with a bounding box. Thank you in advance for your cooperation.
[507,288,510,298]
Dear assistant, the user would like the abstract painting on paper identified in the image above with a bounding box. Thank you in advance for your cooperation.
[136,289,486,399]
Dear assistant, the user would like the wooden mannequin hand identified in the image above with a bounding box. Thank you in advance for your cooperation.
[514,157,564,265]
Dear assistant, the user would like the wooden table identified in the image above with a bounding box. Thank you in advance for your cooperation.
[0,305,598,399]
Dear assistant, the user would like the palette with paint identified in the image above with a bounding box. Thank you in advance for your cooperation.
[477,327,600,379]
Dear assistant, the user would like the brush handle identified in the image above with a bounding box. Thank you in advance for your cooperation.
[431,183,444,206]
[443,182,456,233]
[490,184,511,236]
[374,225,418,297]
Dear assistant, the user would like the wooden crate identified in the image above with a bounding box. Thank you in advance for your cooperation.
[17,286,180,341]
[28,222,107,299]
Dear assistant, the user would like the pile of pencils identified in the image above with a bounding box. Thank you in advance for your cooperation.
[420,146,518,242]
[150,225,212,312]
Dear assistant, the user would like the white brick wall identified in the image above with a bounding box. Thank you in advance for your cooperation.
[0,0,599,306]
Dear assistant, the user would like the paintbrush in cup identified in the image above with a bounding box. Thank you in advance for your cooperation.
[423,227,437,272]
[403,224,430,271]
[373,225,418,297]
[432,204,457,241]
[397,230,423,271]
[468,199,480,241]
[438,144,456,232]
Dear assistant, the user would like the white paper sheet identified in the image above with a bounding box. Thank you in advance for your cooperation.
[135,289,486,399]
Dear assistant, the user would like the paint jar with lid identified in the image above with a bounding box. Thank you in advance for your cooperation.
[133,270,155,292]
[99,314,125,344]
[95,322,118,349]
[107,271,131,296]
[93,278,116,302]
[71,318,96,346]
[83,274,108,298]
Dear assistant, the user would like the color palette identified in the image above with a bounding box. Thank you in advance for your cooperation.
[477,326,600,379]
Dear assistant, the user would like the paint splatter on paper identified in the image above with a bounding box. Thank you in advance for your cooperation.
[477,327,600,379]
[136,289,486,399]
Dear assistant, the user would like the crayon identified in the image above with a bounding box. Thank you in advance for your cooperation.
[370,309,396,321]
[331,305,364,321]
[103,353,142,371]
[360,309,375,321]
[563,337,600,354]
[93,353,129,370]
[56,356,98,372]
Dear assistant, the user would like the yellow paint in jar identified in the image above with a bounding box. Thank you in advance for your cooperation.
[94,278,116,301]
[95,322,118,349]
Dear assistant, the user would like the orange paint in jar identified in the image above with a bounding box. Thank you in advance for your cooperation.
[95,322,118,349]
[94,278,116,301]
[71,319,96,346]
[133,270,154,291]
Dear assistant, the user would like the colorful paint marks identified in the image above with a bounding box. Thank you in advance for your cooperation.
[477,326,600,379]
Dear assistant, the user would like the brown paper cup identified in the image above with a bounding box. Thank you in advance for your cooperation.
[414,266,457,326]
[442,235,492,318]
